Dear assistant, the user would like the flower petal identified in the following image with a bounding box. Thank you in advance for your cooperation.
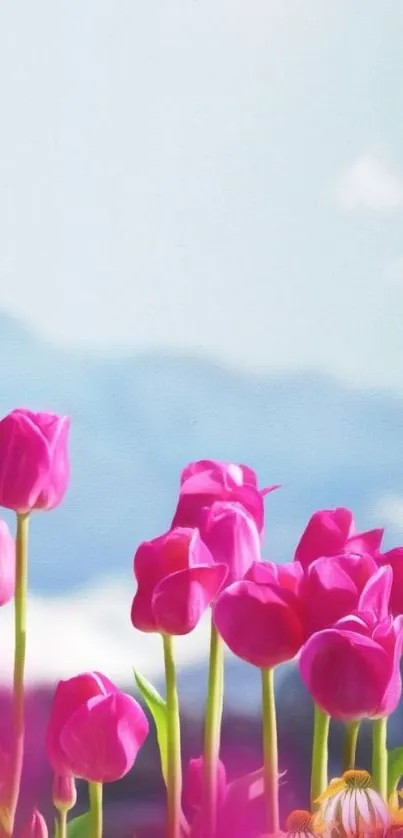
[152,564,228,635]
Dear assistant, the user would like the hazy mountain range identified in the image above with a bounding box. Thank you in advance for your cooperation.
[0,311,403,593]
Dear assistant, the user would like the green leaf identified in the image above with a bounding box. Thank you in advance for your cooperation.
[67,813,91,838]
[134,669,168,786]
[388,746,403,796]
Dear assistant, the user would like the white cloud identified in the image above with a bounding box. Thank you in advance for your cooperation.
[330,151,403,211]
[0,577,210,689]
[0,577,294,714]
[373,495,403,532]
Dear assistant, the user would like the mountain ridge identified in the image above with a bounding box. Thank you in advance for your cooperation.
[0,312,402,593]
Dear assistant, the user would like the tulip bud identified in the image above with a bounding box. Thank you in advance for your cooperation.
[0,409,70,514]
[52,773,77,813]
[21,810,48,838]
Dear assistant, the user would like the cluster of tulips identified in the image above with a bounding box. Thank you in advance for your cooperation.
[1,409,403,838]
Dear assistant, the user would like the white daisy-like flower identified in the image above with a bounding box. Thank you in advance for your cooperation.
[316,770,390,837]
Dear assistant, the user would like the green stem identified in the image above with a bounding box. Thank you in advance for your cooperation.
[7,513,30,835]
[203,622,224,837]
[58,810,67,838]
[261,668,279,834]
[89,782,103,838]
[310,704,330,810]
[163,634,182,838]
[342,721,360,772]
[372,717,387,799]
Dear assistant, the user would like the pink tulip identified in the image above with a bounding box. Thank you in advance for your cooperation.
[45,672,149,783]
[131,527,228,635]
[378,547,403,616]
[213,572,305,668]
[21,810,48,838]
[185,755,227,810]
[294,507,383,570]
[0,520,15,605]
[198,501,261,587]
[299,567,403,720]
[171,459,278,535]
[0,409,70,513]
[300,552,378,637]
[52,773,77,812]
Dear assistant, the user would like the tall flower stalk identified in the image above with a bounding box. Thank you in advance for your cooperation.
[203,622,224,837]
[163,635,182,838]
[261,667,279,833]
[6,513,30,835]
[310,705,330,810]
[342,721,360,772]
[372,717,388,799]
[89,782,103,838]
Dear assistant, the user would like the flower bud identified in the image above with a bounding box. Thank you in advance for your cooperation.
[52,772,77,813]
[21,810,48,838]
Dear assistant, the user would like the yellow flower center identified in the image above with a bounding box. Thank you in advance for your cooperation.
[343,769,372,789]
[286,810,314,832]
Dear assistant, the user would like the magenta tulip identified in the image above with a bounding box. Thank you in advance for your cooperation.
[294,507,383,570]
[299,567,403,720]
[131,527,228,635]
[213,572,305,668]
[378,547,403,616]
[171,459,278,535]
[45,672,149,783]
[185,755,227,810]
[300,552,378,637]
[0,520,15,605]
[198,501,261,587]
[0,409,70,513]
[21,810,48,838]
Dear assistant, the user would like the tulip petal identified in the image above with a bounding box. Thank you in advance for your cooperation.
[294,508,354,569]
[346,528,384,557]
[301,557,359,636]
[299,629,391,720]
[246,560,304,596]
[46,672,118,774]
[334,553,378,593]
[0,411,51,513]
[378,548,403,617]
[60,692,149,782]
[198,501,261,586]
[34,415,70,510]
[172,461,267,533]
[152,565,228,635]
[358,565,392,623]
[214,580,304,668]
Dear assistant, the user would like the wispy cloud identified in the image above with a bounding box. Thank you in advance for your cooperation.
[374,494,403,533]
[330,150,403,212]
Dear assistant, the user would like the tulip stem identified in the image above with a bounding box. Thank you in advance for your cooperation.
[58,811,67,838]
[7,512,30,836]
[163,634,182,838]
[342,721,360,772]
[89,781,103,838]
[310,705,330,810]
[203,621,224,837]
[372,717,387,799]
[261,667,279,834]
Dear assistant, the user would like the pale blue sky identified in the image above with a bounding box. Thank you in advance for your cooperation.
[1,0,403,390]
